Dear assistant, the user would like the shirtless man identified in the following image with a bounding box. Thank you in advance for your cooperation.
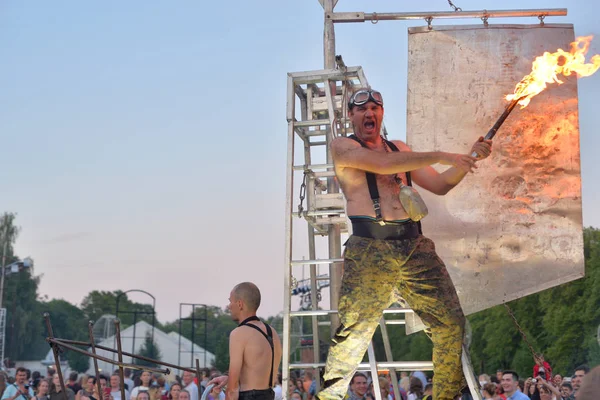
[316,88,492,400]
[209,282,282,400]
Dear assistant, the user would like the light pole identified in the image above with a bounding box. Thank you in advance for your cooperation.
[0,222,8,310]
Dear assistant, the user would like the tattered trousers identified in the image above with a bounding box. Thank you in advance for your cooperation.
[318,235,466,400]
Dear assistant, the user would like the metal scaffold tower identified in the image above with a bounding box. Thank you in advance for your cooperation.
[282,2,568,400]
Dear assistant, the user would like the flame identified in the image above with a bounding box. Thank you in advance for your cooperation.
[506,36,600,107]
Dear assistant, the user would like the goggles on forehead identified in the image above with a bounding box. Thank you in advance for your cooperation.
[348,89,384,109]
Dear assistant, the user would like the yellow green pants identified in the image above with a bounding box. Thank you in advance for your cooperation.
[318,235,466,400]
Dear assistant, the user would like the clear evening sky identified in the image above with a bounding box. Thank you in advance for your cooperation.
[2,0,598,322]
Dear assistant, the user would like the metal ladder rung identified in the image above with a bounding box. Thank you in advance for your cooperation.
[290,258,343,266]
[293,163,334,171]
[293,209,345,217]
[289,361,434,370]
[289,308,413,317]
[293,119,331,128]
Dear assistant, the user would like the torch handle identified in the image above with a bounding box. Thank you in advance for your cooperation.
[471,98,521,157]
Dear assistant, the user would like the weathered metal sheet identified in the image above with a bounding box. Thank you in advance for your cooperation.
[406,24,584,318]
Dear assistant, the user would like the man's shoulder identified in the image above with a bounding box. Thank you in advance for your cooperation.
[2,385,17,398]
[388,139,410,151]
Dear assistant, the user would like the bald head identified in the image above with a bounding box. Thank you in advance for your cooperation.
[232,282,261,312]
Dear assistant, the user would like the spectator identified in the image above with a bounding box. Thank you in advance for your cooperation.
[47,370,56,380]
[422,383,433,400]
[177,390,190,400]
[49,373,75,400]
[347,373,368,400]
[290,394,302,400]
[373,377,392,400]
[31,372,41,391]
[131,372,153,400]
[407,377,423,400]
[552,375,563,388]
[33,379,50,400]
[1,367,35,400]
[576,365,600,400]
[167,384,181,400]
[482,383,496,399]
[399,377,410,395]
[109,374,129,400]
[480,374,491,388]
[273,374,282,400]
[572,365,589,398]
[0,373,7,400]
[67,374,81,396]
[137,392,151,400]
[302,372,313,400]
[205,385,223,400]
[181,372,197,400]
[500,371,528,400]
[533,355,553,382]
[123,371,133,393]
[76,377,95,400]
[559,382,573,400]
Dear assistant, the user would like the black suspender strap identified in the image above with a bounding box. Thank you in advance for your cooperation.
[347,135,423,234]
[238,316,275,388]
[348,135,385,225]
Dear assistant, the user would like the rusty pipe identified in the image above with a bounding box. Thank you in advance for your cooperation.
[47,338,170,374]
[88,321,105,400]
[44,313,68,400]
[114,320,128,400]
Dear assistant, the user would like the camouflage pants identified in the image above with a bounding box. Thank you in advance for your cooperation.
[319,235,466,400]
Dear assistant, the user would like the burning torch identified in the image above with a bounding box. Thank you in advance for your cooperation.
[472,35,600,158]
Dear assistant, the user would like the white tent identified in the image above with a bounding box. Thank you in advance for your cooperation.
[86,321,215,375]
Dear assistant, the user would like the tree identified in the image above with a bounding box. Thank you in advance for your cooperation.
[134,332,162,368]
[80,290,158,328]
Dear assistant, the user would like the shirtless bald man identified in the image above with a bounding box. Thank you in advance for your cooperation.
[316,88,492,400]
[210,282,282,400]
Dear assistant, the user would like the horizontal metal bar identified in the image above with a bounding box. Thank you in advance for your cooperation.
[309,141,327,146]
[293,209,345,217]
[328,8,567,23]
[288,67,362,84]
[313,171,336,178]
[289,361,434,371]
[294,119,331,128]
[291,258,343,266]
[294,164,334,171]
[384,320,406,325]
[289,308,411,317]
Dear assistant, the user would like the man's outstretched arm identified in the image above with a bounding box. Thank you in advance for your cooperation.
[225,329,244,400]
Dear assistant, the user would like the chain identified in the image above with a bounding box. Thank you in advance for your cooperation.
[297,170,308,217]
[504,304,539,359]
[447,0,462,12]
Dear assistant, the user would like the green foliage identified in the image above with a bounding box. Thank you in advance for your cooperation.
[134,332,162,368]
[80,290,157,328]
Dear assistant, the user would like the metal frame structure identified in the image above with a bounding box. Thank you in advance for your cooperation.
[115,289,157,364]
[43,313,206,400]
[178,303,208,369]
[282,2,569,400]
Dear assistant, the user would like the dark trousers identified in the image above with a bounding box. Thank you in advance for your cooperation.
[238,389,274,400]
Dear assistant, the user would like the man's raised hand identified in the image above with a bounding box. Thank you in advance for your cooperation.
[439,152,479,173]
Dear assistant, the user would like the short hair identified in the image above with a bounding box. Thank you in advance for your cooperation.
[178,389,191,399]
[502,370,519,381]
[16,367,27,374]
[137,391,151,400]
[576,366,600,400]
[350,373,367,384]
[69,372,78,381]
[98,374,108,382]
[576,365,590,374]
[232,282,261,311]
[424,383,433,392]
[561,382,573,390]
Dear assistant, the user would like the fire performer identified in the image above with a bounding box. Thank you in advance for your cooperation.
[316,88,492,400]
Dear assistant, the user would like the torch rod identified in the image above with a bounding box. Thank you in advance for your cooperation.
[471,97,521,157]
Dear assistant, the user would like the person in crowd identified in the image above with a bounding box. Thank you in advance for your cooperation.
[33,379,50,400]
[406,377,423,400]
[273,375,282,400]
[559,382,573,400]
[481,383,496,400]
[131,372,153,400]
[137,392,151,400]
[552,375,562,389]
[177,390,190,400]
[123,371,133,393]
[108,374,129,400]
[167,383,182,400]
[422,383,433,400]
[533,355,553,382]
[2,367,35,400]
[572,365,589,398]
[205,384,223,400]
[76,377,95,400]
[501,371,528,400]
[49,373,75,400]
[575,365,600,400]
[346,373,368,400]
[66,374,81,397]
[181,372,198,400]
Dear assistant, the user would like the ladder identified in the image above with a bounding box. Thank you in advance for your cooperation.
[0,308,5,368]
[282,60,482,400]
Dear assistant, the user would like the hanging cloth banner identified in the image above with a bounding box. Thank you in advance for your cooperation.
[405,24,584,324]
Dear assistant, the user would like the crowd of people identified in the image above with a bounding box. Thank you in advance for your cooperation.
[0,366,228,400]
[287,362,600,400]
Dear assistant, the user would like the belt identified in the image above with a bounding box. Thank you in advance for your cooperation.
[350,217,420,240]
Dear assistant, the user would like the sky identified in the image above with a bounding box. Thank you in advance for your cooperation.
[1,0,599,324]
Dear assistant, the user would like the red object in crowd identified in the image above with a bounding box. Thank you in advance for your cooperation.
[533,361,553,381]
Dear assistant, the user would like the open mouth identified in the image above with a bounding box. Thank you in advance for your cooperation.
[364,120,376,130]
